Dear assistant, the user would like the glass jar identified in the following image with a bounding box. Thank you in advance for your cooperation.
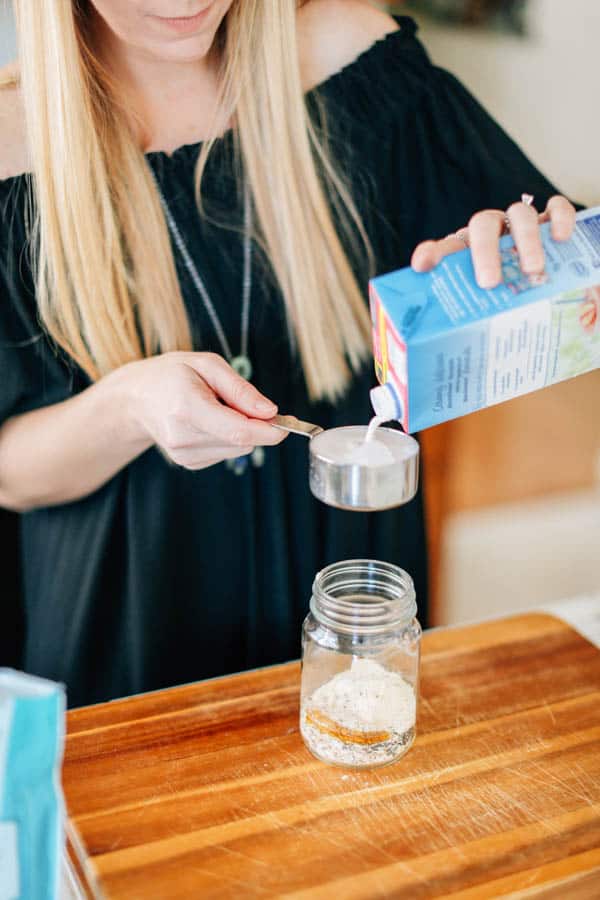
[300,560,421,769]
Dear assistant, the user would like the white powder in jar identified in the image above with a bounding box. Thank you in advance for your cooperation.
[301,657,416,768]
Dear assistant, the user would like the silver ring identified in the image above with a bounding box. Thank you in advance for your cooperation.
[454,228,470,248]
[505,194,535,234]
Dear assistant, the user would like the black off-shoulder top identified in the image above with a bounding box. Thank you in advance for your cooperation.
[0,18,557,705]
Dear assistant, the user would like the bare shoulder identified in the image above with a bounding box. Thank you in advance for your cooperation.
[298,0,399,90]
[0,69,29,182]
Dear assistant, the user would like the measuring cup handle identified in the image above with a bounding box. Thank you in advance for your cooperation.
[269,415,324,439]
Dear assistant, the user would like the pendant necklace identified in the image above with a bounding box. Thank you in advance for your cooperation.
[154,176,262,475]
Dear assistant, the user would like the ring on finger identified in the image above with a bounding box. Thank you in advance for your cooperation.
[454,228,470,248]
[504,193,536,234]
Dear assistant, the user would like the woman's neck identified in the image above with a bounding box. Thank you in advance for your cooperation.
[95,16,226,154]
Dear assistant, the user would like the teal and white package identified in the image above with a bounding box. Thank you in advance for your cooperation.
[370,206,600,433]
[0,670,65,900]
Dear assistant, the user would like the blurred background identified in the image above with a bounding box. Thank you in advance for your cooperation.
[0,2,14,65]
[386,0,600,630]
[1,1,598,629]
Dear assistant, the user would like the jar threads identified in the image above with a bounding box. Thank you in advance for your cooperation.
[310,560,417,634]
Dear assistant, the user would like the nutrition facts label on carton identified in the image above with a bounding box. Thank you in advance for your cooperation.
[485,301,552,403]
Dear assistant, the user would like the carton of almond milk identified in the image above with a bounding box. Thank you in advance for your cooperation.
[369,206,600,433]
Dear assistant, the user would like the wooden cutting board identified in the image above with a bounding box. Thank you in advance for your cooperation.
[63,613,600,898]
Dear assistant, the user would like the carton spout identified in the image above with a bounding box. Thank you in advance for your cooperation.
[370,383,403,422]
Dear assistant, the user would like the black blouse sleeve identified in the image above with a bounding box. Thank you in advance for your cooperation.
[0,177,73,666]
[322,17,566,258]
[413,64,559,217]
[0,177,72,426]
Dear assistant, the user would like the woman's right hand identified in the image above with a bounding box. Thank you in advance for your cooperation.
[120,351,286,470]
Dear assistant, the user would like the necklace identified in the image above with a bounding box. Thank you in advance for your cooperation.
[154,177,262,474]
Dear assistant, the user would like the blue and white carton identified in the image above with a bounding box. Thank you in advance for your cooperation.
[370,206,600,433]
[0,670,65,900]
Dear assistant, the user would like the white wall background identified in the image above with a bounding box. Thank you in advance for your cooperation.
[0,1,16,67]
[412,0,600,205]
[409,1,600,622]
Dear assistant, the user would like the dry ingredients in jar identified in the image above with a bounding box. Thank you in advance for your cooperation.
[300,560,421,769]
[301,656,416,768]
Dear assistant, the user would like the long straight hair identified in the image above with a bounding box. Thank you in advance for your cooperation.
[12,0,373,401]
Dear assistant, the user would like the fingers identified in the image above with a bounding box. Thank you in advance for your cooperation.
[505,201,545,277]
[185,353,278,419]
[171,444,256,470]
[411,195,576,289]
[163,387,285,456]
[155,353,287,454]
[411,237,464,272]
[193,392,286,447]
[412,212,506,287]
[545,195,576,241]
[468,210,504,288]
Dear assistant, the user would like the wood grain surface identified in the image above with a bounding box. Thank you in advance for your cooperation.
[63,613,600,898]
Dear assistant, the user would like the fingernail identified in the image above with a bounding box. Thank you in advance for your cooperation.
[478,270,498,289]
[528,272,548,287]
[523,258,545,275]
[255,399,276,414]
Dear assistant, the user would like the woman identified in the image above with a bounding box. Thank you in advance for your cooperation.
[0,1,575,706]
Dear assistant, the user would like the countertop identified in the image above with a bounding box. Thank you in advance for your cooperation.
[543,594,600,648]
[61,608,600,898]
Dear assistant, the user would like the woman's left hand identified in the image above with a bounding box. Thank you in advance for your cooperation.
[411,195,577,289]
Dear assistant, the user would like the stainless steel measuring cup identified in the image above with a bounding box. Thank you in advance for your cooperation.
[270,415,419,512]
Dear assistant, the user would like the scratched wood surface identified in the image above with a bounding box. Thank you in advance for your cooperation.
[63,613,600,899]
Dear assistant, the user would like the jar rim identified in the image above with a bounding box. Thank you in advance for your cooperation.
[311,559,417,635]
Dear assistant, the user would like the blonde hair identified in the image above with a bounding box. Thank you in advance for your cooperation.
[12,0,373,401]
